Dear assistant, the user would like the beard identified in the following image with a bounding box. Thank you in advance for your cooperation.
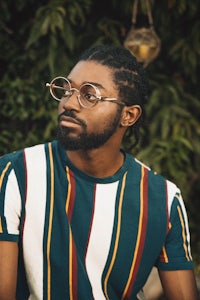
[57,108,122,151]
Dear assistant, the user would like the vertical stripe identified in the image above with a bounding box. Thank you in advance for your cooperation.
[47,143,55,300]
[4,170,22,234]
[66,167,72,215]
[161,246,169,263]
[176,194,192,260]
[71,234,77,300]
[177,206,190,261]
[165,181,171,233]
[167,181,192,260]
[66,167,77,299]
[69,227,78,300]
[85,185,96,259]
[166,180,178,217]
[122,166,148,299]
[0,217,2,233]
[21,150,28,236]
[158,181,170,263]
[65,167,76,222]
[0,162,11,189]
[104,173,127,299]
[23,145,47,299]
[85,181,119,300]
[69,228,73,300]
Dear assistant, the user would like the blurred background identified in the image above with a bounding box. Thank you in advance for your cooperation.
[0,0,199,298]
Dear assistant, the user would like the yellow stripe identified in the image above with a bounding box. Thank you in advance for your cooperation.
[0,162,11,189]
[0,217,2,233]
[122,166,144,298]
[177,206,190,261]
[168,221,172,230]
[65,167,71,214]
[69,228,73,300]
[162,246,169,263]
[47,143,55,300]
[104,172,127,299]
[66,167,73,299]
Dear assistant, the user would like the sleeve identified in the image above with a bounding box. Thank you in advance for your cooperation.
[0,155,22,242]
[156,180,194,270]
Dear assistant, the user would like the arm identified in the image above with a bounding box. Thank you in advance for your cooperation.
[156,183,199,299]
[159,269,199,300]
[0,241,18,300]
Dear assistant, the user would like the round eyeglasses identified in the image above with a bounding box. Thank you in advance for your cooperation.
[46,76,125,109]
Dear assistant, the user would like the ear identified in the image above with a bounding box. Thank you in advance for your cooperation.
[120,105,142,127]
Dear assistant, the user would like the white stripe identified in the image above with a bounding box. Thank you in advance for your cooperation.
[178,193,192,259]
[166,180,177,215]
[4,170,22,234]
[85,182,119,300]
[23,144,47,299]
[166,180,192,259]
[134,158,150,170]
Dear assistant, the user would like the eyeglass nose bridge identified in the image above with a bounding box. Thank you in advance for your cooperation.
[69,87,79,96]
[62,86,84,107]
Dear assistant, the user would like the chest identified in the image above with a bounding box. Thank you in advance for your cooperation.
[22,169,168,299]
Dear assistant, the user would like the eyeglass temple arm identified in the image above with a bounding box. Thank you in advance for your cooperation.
[100,98,125,106]
[46,83,66,90]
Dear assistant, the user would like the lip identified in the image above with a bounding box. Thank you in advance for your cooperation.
[59,115,81,127]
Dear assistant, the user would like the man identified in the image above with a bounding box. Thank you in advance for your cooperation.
[0,45,199,300]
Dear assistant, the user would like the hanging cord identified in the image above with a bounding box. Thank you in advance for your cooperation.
[132,0,139,24]
[132,0,154,28]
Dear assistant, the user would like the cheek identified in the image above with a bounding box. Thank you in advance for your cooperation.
[58,102,63,115]
[86,106,121,131]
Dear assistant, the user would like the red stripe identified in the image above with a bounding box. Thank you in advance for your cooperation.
[126,167,148,298]
[67,169,76,222]
[72,236,78,300]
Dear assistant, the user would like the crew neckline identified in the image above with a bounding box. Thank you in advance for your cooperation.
[55,140,132,184]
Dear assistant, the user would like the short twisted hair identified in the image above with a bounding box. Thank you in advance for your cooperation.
[79,44,149,148]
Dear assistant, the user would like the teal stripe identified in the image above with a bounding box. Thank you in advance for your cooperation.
[70,176,96,299]
[43,143,51,300]
[0,233,18,241]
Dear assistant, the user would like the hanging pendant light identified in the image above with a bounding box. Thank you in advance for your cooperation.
[124,0,161,67]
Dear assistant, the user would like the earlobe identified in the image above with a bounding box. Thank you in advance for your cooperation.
[120,105,142,127]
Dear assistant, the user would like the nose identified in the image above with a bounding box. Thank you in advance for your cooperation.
[60,88,81,111]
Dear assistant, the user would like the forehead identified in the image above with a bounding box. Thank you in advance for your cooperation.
[67,60,116,88]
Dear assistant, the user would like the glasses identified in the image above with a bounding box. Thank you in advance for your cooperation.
[46,76,125,109]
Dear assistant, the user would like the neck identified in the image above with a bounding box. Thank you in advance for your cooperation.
[66,146,125,178]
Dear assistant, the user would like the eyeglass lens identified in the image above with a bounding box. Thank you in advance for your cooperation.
[51,77,99,108]
[51,78,71,100]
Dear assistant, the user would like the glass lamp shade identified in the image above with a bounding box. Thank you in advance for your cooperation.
[124,26,161,67]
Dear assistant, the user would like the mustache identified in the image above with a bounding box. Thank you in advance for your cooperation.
[58,110,87,128]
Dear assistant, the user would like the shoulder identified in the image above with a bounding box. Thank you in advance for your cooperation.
[127,154,181,203]
[129,155,166,185]
[0,148,23,177]
[0,141,57,175]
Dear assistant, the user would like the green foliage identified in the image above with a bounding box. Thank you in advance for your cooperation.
[0,0,200,267]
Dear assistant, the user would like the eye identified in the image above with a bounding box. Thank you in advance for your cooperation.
[83,92,97,102]
[80,85,97,103]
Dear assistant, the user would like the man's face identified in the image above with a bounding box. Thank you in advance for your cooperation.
[57,61,123,151]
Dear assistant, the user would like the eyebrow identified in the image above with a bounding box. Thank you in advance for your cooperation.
[67,78,105,90]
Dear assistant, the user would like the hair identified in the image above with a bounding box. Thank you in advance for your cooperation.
[79,44,149,148]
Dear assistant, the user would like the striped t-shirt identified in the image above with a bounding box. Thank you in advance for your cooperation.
[0,140,193,300]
